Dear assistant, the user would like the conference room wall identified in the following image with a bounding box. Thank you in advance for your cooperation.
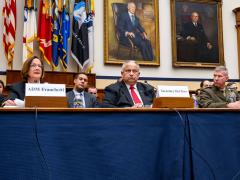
[0,1,239,88]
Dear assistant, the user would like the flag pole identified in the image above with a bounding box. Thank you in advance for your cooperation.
[10,62,13,70]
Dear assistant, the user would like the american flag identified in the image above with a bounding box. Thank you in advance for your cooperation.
[3,0,16,69]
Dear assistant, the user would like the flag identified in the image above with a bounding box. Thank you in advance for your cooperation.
[3,0,16,69]
[52,0,60,68]
[38,0,53,65]
[23,0,37,62]
[86,0,94,72]
[71,0,94,72]
[59,0,70,70]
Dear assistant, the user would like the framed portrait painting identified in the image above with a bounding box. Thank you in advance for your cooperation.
[104,0,160,66]
[171,0,224,68]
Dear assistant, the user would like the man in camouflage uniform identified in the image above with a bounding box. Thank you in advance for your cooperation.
[199,66,240,108]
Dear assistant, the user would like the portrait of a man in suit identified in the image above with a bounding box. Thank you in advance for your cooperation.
[180,11,214,61]
[117,2,153,61]
[104,0,160,66]
[172,1,224,67]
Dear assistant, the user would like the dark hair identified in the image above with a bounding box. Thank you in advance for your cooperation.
[21,56,45,82]
[0,80,4,89]
[195,88,201,95]
[200,80,210,88]
[74,73,88,80]
[200,81,204,88]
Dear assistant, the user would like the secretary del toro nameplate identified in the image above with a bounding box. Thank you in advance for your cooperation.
[25,83,66,97]
[156,85,190,97]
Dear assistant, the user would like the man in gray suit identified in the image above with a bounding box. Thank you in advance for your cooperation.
[67,73,98,108]
[199,66,240,108]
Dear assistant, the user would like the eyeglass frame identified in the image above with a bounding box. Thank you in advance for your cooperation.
[30,64,44,69]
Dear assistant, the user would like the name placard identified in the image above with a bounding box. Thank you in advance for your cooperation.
[25,83,66,97]
[157,85,190,97]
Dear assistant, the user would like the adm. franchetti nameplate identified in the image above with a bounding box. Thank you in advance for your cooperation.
[157,85,190,97]
[25,83,66,97]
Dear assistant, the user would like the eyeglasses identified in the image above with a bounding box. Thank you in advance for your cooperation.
[124,69,139,74]
[89,92,97,95]
[30,64,43,68]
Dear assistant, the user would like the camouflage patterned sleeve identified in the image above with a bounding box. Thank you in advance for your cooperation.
[199,88,228,108]
[236,92,240,101]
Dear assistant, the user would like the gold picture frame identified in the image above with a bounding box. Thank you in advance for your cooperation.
[104,0,160,66]
[171,0,224,68]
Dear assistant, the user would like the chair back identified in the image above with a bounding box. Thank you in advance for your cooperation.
[112,3,128,41]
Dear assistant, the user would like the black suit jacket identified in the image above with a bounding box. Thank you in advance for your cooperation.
[66,90,98,108]
[8,81,26,100]
[117,12,145,43]
[117,12,153,60]
[181,22,209,46]
[0,94,5,106]
[103,81,155,108]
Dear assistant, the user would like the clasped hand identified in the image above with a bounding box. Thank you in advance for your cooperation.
[127,32,135,38]
[227,101,240,109]
[2,99,16,106]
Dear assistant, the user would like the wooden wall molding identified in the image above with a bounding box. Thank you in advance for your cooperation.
[6,70,96,89]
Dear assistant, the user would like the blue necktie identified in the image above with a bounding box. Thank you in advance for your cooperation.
[131,15,135,25]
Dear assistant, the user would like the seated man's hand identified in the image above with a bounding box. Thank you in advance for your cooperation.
[127,32,135,38]
[3,99,16,106]
[186,36,196,41]
[207,42,213,50]
[131,103,144,108]
[227,101,240,109]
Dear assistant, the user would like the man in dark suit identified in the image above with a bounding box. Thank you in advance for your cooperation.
[103,60,155,108]
[181,11,213,61]
[117,2,153,60]
[67,73,98,108]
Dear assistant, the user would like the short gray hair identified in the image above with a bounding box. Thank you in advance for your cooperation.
[121,60,140,72]
[214,66,228,76]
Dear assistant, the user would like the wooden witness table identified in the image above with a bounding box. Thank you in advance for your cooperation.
[0,108,240,180]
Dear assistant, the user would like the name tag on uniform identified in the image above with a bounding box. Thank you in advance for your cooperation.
[25,83,66,97]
